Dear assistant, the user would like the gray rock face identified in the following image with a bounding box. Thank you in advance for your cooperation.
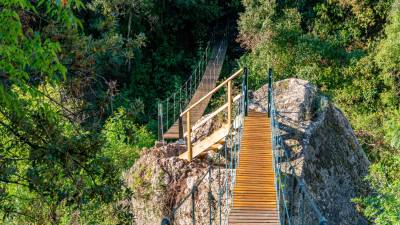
[126,78,369,225]
[250,78,370,225]
[124,143,229,225]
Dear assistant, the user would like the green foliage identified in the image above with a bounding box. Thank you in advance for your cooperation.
[82,0,224,126]
[354,156,400,224]
[237,0,400,222]
[0,4,66,84]
[1,0,233,223]
[0,1,122,223]
[374,0,400,108]
[384,110,400,150]
[102,107,154,170]
[37,0,84,29]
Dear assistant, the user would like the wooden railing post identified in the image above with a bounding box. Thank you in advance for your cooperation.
[186,111,192,161]
[176,68,243,161]
[179,101,184,142]
[227,80,232,127]
[268,68,273,118]
[243,68,248,116]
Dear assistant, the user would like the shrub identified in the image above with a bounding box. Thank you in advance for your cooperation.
[102,107,155,170]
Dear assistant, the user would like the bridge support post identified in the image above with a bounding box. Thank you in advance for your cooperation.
[179,101,184,142]
[243,67,248,116]
[158,102,164,141]
[192,185,197,225]
[186,111,192,161]
[208,165,213,225]
[227,80,232,127]
[267,68,273,118]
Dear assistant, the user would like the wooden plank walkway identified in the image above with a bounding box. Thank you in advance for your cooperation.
[163,39,228,139]
[229,111,279,225]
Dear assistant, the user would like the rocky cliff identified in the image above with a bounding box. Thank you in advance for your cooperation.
[250,79,370,224]
[125,78,370,225]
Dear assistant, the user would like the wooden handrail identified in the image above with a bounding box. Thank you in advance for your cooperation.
[184,94,242,137]
[181,67,244,161]
[180,68,244,116]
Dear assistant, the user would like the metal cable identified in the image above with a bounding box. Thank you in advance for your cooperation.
[269,69,329,225]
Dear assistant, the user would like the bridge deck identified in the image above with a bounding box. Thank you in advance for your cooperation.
[229,111,279,225]
[163,39,227,139]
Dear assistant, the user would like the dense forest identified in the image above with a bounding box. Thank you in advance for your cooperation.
[0,0,399,224]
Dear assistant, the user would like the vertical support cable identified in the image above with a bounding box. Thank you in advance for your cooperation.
[198,61,201,88]
[184,83,187,107]
[227,80,232,127]
[156,40,213,139]
[198,56,201,87]
[194,68,197,92]
[208,166,213,225]
[224,135,228,215]
[173,93,176,122]
[269,72,329,224]
[180,87,182,113]
[300,183,305,225]
[218,149,222,225]
[192,186,197,225]
[179,101,184,142]
[189,77,192,100]
[158,102,164,141]
[166,98,169,129]
[267,68,272,118]
[228,128,233,209]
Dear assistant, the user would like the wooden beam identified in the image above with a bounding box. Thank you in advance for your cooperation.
[181,68,244,117]
[227,80,232,127]
[188,94,242,133]
[186,111,192,161]
[209,143,224,151]
[179,125,229,160]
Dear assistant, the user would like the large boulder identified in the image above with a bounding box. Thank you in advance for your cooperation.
[250,78,370,225]
[124,143,228,225]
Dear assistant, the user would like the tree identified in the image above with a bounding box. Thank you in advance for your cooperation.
[0,1,122,223]
[237,0,399,222]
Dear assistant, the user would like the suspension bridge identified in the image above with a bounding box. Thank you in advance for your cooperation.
[158,31,329,225]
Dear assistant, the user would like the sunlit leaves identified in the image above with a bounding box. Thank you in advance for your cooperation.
[37,0,84,29]
[0,1,123,223]
[238,1,399,222]
[383,110,400,149]
[354,156,400,224]
[102,107,154,170]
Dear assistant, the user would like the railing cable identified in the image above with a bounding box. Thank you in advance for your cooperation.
[268,68,329,225]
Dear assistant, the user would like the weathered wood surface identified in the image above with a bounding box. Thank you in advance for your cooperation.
[178,124,228,160]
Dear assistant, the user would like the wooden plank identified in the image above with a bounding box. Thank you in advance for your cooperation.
[189,94,242,132]
[186,111,192,161]
[179,125,229,160]
[228,111,279,225]
[209,143,224,151]
[181,68,243,116]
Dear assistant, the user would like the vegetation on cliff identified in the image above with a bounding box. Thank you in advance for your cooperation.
[237,1,400,224]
